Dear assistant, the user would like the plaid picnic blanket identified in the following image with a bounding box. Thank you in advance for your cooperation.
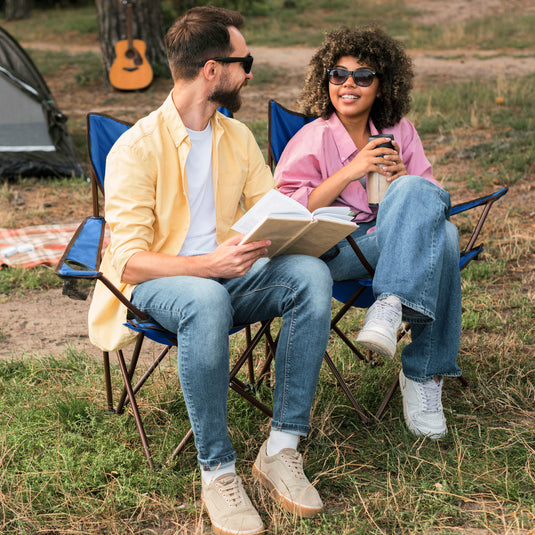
[0,223,109,269]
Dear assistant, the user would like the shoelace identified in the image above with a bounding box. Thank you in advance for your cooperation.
[280,450,306,480]
[419,377,443,413]
[216,474,245,507]
[368,298,401,328]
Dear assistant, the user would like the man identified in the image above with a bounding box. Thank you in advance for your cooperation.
[88,6,333,535]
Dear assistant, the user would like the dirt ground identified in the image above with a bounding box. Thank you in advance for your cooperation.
[1,0,534,359]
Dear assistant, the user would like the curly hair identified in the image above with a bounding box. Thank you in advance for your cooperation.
[299,25,414,130]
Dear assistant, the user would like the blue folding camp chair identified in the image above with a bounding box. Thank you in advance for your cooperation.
[267,99,508,423]
[56,111,277,468]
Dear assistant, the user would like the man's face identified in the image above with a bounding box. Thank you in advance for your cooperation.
[208,26,252,113]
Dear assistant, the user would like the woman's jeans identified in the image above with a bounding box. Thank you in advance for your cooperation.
[326,175,462,382]
[131,254,332,469]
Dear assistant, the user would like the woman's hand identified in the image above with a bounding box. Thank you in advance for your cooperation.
[306,136,399,212]
[382,140,407,182]
[344,136,399,182]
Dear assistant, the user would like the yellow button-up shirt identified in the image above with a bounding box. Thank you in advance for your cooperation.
[88,93,275,350]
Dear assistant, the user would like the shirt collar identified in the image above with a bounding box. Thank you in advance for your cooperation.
[161,91,224,147]
[162,92,188,147]
[326,113,379,162]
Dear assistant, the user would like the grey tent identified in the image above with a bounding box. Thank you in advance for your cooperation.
[0,26,84,178]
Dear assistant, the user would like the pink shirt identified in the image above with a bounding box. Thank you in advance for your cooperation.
[275,113,441,223]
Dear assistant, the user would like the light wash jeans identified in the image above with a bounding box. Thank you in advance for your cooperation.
[131,254,332,468]
[326,175,462,382]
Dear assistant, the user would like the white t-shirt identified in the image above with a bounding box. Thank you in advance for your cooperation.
[179,122,218,256]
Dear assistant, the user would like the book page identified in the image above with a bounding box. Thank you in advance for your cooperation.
[231,189,310,234]
[312,205,355,223]
[279,218,357,257]
[239,216,311,257]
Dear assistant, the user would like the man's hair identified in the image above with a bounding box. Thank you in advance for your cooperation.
[165,6,245,81]
[299,25,414,130]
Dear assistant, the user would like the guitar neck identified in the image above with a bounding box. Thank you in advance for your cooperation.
[124,0,134,49]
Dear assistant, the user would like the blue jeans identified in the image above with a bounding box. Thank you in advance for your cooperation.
[326,175,462,382]
[131,254,332,468]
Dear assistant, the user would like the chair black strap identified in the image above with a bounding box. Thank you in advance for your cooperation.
[346,235,375,277]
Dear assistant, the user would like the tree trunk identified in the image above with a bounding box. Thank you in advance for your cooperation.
[95,0,170,85]
[6,0,32,20]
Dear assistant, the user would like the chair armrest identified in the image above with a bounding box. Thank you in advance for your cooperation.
[450,186,508,256]
[55,216,105,278]
[451,186,508,216]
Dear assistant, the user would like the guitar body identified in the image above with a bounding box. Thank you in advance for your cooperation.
[109,39,153,91]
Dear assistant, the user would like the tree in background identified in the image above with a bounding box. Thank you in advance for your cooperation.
[5,0,32,20]
[95,0,170,84]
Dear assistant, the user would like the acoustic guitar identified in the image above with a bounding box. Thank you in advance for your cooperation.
[109,0,153,91]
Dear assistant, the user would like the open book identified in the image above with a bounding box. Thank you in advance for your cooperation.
[232,189,358,258]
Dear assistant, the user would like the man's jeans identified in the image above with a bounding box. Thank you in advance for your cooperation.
[326,175,462,382]
[131,254,332,468]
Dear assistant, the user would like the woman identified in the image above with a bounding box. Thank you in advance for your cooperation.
[275,26,461,439]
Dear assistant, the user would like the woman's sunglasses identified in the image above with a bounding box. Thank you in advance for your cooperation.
[198,55,254,74]
[327,68,377,87]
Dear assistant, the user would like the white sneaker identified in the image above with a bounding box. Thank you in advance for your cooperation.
[356,295,402,359]
[399,369,447,439]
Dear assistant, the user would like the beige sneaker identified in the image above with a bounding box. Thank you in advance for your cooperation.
[252,440,323,518]
[201,473,265,535]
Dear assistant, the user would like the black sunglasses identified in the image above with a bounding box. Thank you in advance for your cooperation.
[327,67,377,87]
[198,55,254,74]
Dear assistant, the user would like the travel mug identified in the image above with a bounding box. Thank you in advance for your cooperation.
[366,134,395,206]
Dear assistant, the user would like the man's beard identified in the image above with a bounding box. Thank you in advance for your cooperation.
[208,80,244,114]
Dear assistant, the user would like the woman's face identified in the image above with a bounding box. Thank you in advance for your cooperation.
[328,55,380,123]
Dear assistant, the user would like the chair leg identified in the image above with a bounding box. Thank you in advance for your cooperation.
[166,428,194,466]
[245,325,255,386]
[121,344,172,409]
[229,320,273,416]
[375,374,400,421]
[166,320,275,467]
[323,351,369,424]
[331,285,380,365]
[116,333,145,414]
[253,327,278,390]
[115,348,155,469]
[102,351,114,413]
[331,324,380,365]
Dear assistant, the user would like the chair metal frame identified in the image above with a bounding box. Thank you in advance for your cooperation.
[267,99,508,423]
[56,112,278,468]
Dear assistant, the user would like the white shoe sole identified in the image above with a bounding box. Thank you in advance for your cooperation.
[356,329,396,359]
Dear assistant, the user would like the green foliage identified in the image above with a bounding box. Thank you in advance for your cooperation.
[167,0,270,17]
[27,49,102,85]
[3,5,98,41]
[0,266,62,296]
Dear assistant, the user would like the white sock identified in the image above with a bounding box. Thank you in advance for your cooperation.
[201,461,236,485]
[266,429,299,456]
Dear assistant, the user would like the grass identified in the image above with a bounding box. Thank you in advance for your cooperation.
[0,265,61,296]
[1,1,534,533]
[28,48,103,86]
[0,271,534,533]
